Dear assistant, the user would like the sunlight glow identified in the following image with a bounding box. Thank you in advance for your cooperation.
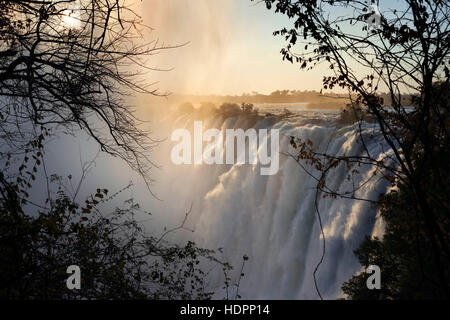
[62,9,81,29]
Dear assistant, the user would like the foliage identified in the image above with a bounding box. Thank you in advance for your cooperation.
[177,101,261,118]
[0,137,230,299]
[342,169,450,299]
[219,103,241,116]
[258,0,450,298]
[240,103,255,113]
[0,1,243,300]
[0,0,180,190]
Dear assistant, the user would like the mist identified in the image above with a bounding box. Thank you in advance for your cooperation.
[136,0,325,95]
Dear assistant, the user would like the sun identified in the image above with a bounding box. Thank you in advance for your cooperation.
[62,9,81,29]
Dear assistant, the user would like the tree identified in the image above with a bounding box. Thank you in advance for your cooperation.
[255,0,450,298]
[342,166,450,299]
[0,151,227,299]
[0,1,242,299]
[0,0,181,191]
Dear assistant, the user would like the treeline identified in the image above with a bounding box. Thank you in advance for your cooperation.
[164,90,416,110]
[176,102,299,123]
[169,90,348,109]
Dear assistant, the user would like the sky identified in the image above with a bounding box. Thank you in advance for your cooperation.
[136,0,409,96]
[138,0,328,95]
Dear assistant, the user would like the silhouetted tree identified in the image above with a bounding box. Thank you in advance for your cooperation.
[342,163,450,299]
[0,0,242,299]
[0,149,228,299]
[0,0,181,189]
[256,0,450,298]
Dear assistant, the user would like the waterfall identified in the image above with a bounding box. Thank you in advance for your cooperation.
[143,106,390,299]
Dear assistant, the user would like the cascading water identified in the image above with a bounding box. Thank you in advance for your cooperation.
[142,105,390,300]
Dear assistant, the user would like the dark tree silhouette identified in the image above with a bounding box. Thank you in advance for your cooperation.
[0,0,181,190]
[0,1,245,299]
[255,0,450,299]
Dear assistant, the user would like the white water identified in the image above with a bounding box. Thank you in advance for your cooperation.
[142,107,390,300]
[27,103,389,299]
